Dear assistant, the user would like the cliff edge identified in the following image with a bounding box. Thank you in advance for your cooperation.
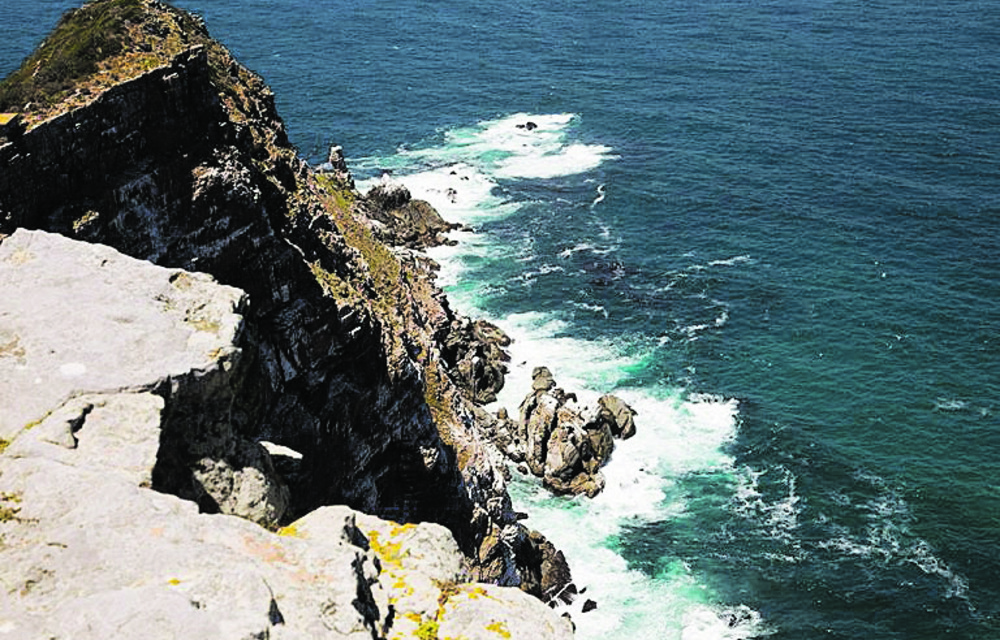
[0,0,571,615]
[0,229,572,639]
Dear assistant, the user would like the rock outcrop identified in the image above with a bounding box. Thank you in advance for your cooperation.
[0,0,567,607]
[491,368,637,498]
[0,230,572,639]
[0,229,287,527]
[364,174,461,249]
[441,317,512,405]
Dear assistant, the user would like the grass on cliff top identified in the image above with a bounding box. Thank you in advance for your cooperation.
[0,0,222,125]
[0,0,146,112]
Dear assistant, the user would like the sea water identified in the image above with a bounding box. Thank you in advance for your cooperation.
[3,1,999,638]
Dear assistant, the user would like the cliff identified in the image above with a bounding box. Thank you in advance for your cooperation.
[0,229,572,639]
[0,0,570,619]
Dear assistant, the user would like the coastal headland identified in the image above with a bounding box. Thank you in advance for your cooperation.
[0,0,625,636]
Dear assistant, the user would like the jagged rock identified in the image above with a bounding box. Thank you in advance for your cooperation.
[521,392,560,477]
[599,393,637,439]
[364,174,459,249]
[0,426,568,639]
[0,229,287,526]
[441,317,511,405]
[436,584,574,640]
[260,440,304,483]
[325,144,354,187]
[532,365,557,392]
[0,230,570,640]
[544,471,606,499]
[582,425,613,475]
[545,425,582,480]
[356,512,466,637]
[498,368,637,498]
[366,173,413,212]
[0,0,562,605]
[517,530,579,606]
[486,406,525,462]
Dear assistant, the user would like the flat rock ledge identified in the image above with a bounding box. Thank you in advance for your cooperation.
[0,230,572,639]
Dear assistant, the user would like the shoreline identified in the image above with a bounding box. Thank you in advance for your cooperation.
[358,121,769,639]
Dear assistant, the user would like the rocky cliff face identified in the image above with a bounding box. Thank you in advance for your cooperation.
[0,0,567,602]
[0,230,572,639]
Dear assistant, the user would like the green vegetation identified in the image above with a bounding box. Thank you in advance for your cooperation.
[0,0,233,126]
[314,172,403,313]
[0,0,146,111]
[309,260,354,300]
[0,438,8,455]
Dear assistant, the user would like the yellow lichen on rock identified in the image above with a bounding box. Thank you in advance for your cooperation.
[367,528,406,568]
[0,492,22,523]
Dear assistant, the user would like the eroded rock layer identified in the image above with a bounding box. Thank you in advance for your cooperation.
[0,0,567,600]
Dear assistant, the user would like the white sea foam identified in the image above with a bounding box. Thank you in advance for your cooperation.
[679,305,732,342]
[355,112,617,194]
[558,242,596,258]
[365,112,767,640]
[494,142,616,180]
[707,254,754,268]
[591,183,607,208]
[933,397,970,412]
[810,476,973,608]
[569,301,610,319]
[731,466,803,544]
[494,312,768,639]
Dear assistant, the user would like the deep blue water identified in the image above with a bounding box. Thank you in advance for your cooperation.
[3,1,999,638]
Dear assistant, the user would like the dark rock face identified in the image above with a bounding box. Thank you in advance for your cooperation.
[324,144,354,187]
[441,317,512,405]
[517,530,579,606]
[490,367,637,498]
[0,0,549,594]
[364,174,460,249]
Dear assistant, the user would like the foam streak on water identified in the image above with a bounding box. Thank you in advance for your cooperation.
[359,113,768,639]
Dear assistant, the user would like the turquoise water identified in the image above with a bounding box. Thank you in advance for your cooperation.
[3,1,999,638]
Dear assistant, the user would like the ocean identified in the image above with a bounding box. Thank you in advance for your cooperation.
[3,1,999,638]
